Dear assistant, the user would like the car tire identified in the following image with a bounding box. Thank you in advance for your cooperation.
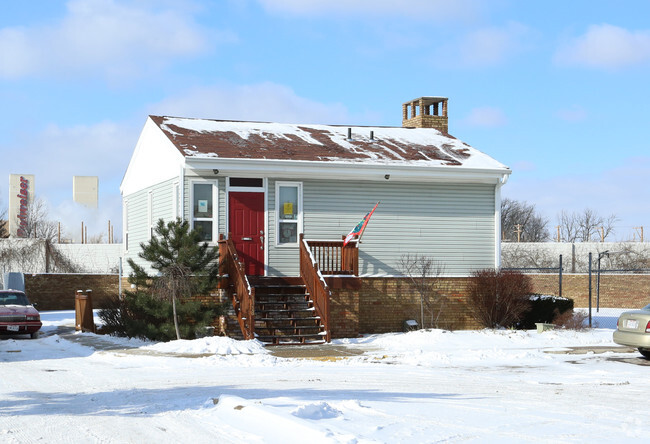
[30,331,39,339]
[639,348,650,359]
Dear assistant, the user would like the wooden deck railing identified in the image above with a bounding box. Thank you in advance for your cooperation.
[299,234,331,342]
[305,237,359,275]
[218,234,255,340]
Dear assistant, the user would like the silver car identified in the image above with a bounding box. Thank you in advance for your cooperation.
[613,304,650,358]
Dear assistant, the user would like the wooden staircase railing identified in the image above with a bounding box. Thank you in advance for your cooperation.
[218,234,255,340]
[299,234,331,342]
[305,237,359,275]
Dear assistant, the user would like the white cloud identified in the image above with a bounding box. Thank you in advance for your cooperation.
[257,0,483,21]
[0,0,226,80]
[454,21,532,67]
[464,106,507,128]
[148,82,361,125]
[555,24,650,69]
[555,105,587,122]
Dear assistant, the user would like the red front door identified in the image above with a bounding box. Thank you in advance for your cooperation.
[229,192,265,275]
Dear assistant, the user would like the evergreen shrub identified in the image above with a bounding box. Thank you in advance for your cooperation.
[99,218,224,341]
[100,292,222,341]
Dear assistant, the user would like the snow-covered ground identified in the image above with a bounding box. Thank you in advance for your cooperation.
[1,310,649,443]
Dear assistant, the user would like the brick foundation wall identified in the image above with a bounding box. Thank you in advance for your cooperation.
[24,274,129,310]
[330,277,480,338]
[527,273,650,308]
[27,273,649,339]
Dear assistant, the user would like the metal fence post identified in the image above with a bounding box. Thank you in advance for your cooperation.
[559,254,563,298]
[589,251,591,328]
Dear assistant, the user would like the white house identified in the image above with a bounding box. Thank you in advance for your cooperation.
[122,97,509,276]
[121,97,510,342]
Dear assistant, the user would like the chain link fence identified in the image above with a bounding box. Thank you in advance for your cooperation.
[503,252,650,329]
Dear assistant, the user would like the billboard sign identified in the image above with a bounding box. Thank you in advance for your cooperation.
[8,174,35,237]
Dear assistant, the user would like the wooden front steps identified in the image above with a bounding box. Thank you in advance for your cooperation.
[249,277,327,346]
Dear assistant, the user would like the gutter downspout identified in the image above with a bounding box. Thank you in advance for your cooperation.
[494,173,509,269]
[179,164,185,222]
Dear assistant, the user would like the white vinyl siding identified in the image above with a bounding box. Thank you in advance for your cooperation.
[147,191,153,240]
[123,199,129,253]
[267,179,496,277]
[123,177,178,274]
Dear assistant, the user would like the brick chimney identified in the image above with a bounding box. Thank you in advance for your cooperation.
[402,96,448,133]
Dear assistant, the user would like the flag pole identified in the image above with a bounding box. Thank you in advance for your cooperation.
[356,201,379,244]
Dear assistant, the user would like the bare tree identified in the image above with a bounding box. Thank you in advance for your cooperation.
[17,197,59,242]
[467,269,532,329]
[557,210,580,243]
[0,207,7,238]
[557,208,617,242]
[501,198,549,242]
[398,253,446,329]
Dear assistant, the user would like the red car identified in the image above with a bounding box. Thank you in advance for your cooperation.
[0,290,42,339]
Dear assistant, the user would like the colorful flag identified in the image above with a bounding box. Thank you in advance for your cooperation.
[343,202,379,246]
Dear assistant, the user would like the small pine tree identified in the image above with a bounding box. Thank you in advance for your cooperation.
[101,218,223,341]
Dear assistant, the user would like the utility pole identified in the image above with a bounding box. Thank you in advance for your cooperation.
[514,224,522,242]
[556,225,561,242]
[599,226,604,242]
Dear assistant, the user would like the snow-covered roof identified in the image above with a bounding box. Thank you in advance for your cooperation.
[149,116,510,172]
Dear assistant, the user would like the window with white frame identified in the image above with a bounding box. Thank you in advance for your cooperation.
[191,180,217,242]
[276,182,302,245]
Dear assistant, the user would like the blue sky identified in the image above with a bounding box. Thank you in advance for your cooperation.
[1,0,649,242]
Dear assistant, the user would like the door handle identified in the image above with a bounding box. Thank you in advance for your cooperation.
[242,237,252,241]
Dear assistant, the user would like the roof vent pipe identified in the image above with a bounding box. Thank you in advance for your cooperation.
[370,130,374,141]
[347,128,352,140]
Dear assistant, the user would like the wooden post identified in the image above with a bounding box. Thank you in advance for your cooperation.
[634,226,644,242]
[75,289,96,333]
